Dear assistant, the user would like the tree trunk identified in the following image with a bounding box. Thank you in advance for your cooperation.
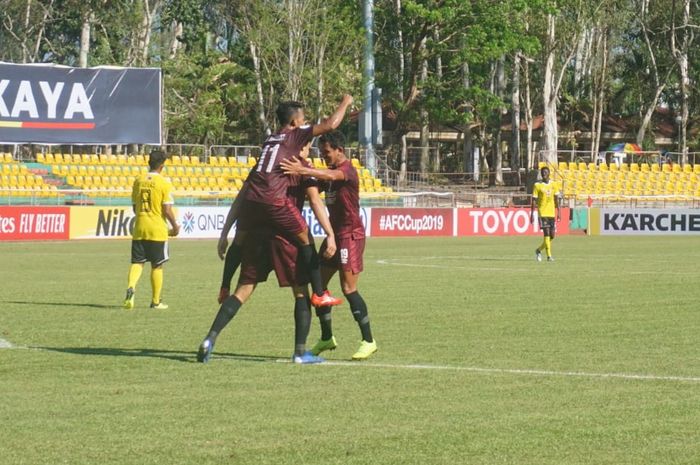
[394,0,407,182]
[79,9,93,68]
[169,21,182,59]
[492,56,505,185]
[419,45,429,173]
[541,14,558,164]
[523,58,534,170]
[591,29,609,159]
[671,0,692,164]
[511,53,521,173]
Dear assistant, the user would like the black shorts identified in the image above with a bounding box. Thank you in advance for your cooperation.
[539,217,556,231]
[131,240,169,266]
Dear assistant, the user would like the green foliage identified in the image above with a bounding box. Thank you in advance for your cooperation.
[1,0,699,149]
[163,52,256,145]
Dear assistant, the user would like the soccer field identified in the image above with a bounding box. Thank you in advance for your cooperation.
[1,236,699,465]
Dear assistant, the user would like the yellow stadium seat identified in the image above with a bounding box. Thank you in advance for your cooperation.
[80,154,90,164]
[89,154,99,164]
[373,178,382,188]
[64,154,74,164]
[36,153,46,163]
[54,154,64,164]
[171,155,182,165]
[190,156,201,166]
[181,156,191,165]
[45,153,55,164]
[136,155,146,165]
[351,158,361,169]
[558,161,568,170]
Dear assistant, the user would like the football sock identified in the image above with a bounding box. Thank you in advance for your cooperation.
[294,297,311,356]
[221,242,243,289]
[315,306,333,340]
[299,244,324,296]
[345,291,373,343]
[544,236,552,257]
[206,295,243,343]
[151,267,163,303]
[127,263,143,289]
[537,239,546,252]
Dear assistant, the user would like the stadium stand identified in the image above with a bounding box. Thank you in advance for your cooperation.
[540,161,700,201]
[1,150,394,204]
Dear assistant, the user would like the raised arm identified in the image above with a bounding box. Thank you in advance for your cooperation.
[312,95,353,137]
[280,157,346,182]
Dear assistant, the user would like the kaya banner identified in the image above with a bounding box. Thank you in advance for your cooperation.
[0,62,161,144]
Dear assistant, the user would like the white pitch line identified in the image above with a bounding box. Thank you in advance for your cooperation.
[315,360,700,384]
[0,337,14,349]
[375,258,690,275]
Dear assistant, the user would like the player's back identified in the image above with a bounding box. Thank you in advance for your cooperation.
[132,172,173,241]
[245,125,313,206]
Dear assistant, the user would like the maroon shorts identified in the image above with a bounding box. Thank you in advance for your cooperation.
[237,230,274,285]
[237,199,308,238]
[320,234,365,274]
[270,234,310,288]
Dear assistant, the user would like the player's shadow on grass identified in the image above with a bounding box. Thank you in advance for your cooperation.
[36,346,282,364]
[4,300,118,310]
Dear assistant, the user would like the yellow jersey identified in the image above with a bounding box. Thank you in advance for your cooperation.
[532,180,560,218]
[131,172,174,241]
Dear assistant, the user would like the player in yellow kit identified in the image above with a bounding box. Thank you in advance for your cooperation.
[123,150,179,310]
[530,166,561,262]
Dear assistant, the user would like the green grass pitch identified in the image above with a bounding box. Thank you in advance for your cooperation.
[1,236,699,464]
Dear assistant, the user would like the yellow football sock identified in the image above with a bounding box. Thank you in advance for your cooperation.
[127,263,143,289]
[544,236,552,257]
[151,267,163,304]
[537,239,546,252]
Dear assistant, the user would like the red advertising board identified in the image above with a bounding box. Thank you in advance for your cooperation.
[371,208,453,237]
[0,206,70,241]
[457,208,570,236]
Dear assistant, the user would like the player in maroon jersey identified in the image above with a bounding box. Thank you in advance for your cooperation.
[280,131,377,360]
[214,96,352,305]
[197,97,351,364]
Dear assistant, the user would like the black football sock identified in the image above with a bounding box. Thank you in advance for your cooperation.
[206,295,243,343]
[298,244,324,296]
[345,291,373,343]
[315,306,333,340]
[294,297,312,356]
[221,242,243,289]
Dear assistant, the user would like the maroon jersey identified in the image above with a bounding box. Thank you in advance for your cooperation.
[324,160,364,238]
[286,159,319,211]
[245,125,314,206]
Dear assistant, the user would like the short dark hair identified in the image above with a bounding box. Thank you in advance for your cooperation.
[540,166,550,175]
[276,101,304,126]
[318,131,345,151]
[149,149,167,170]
